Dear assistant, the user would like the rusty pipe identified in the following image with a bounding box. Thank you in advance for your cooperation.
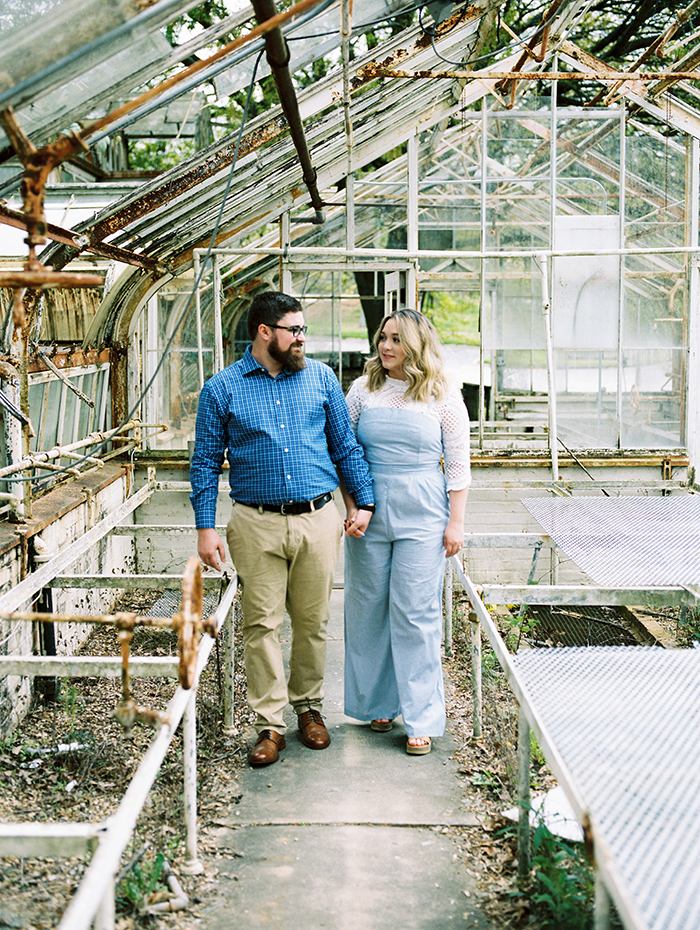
[251,0,325,224]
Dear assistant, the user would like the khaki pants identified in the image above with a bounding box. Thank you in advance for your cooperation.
[226,500,343,735]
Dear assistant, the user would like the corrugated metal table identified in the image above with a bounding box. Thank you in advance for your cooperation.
[512,646,700,930]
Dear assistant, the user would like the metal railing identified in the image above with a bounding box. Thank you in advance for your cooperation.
[0,478,238,929]
[450,553,700,930]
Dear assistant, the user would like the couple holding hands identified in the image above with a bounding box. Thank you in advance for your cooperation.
[191,291,470,767]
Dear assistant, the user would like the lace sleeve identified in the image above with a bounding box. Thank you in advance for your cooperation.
[345,377,367,431]
[439,387,471,491]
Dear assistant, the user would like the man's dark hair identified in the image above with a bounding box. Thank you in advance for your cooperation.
[247,291,303,341]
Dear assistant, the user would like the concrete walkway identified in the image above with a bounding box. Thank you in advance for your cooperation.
[201,560,496,929]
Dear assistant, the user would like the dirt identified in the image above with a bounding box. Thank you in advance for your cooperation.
[0,590,692,930]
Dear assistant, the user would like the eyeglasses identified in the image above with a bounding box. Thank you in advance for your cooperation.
[266,324,308,338]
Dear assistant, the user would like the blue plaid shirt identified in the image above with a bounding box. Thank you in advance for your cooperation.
[190,346,374,528]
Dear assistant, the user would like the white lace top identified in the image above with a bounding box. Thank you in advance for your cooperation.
[346,375,471,491]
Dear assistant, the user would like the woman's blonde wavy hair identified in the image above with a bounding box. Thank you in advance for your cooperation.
[364,309,448,403]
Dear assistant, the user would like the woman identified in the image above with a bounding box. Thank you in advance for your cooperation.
[343,309,470,755]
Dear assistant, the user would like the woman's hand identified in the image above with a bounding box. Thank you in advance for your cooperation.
[443,518,464,557]
[344,507,372,538]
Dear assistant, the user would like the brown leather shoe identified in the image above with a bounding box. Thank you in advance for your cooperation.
[249,729,286,767]
[298,709,330,750]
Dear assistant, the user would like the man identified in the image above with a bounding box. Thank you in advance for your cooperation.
[190,291,374,767]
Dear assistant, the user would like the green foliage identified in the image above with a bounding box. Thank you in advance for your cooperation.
[164,1,231,46]
[117,850,166,912]
[422,293,480,346]
[529,732,546,769]
[481,644,502,681]
[529,822,594,929]
[677,606,700,648]
[129,140,195,173]
[469,769,501,789]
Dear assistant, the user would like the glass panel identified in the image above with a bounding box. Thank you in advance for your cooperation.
[41,379,62,450]
[62,386,78,446]
[555,349,619,448]
[77,373,95,437]
[145,283,214,450]
[557,116,621,218]
[291,268,371,391]
[95,367,111,433]
[620,348,684,448]
[28,381,46,452]
[625,129,685,249]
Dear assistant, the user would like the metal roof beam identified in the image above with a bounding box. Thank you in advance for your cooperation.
[0,203,167,274]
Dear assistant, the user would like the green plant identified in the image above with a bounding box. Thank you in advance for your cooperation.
[60,680,80,736]
[530,732,546,769]
[469,769,501,789]
[529,821,594,929]
[116,850,166,912]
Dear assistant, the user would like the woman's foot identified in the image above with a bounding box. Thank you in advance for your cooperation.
[406,737,431,755]
[370,719,394,732]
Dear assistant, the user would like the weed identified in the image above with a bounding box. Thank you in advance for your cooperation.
[529,821,594,929]
[678,606,700,647]
[530,732,546,769]
[469,770,501,790]
[60,680,81,737]
[117,850,166,913]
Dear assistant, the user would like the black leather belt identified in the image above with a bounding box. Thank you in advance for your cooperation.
[235,492,333,515]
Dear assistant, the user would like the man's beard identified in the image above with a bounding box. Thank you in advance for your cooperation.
[269,335,306,371]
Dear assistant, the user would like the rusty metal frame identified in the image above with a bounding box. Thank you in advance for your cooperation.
[1,556,215,727]
[0,203,167,274]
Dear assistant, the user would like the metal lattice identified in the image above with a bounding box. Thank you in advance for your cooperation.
[521,496,700,587]
[145,589,221,619]
[513,646,700,930]
[521,605,641,648]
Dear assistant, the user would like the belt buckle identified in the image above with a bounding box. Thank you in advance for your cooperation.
[280,501,292,515]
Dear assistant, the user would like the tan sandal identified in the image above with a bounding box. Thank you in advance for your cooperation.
[406,737,431,755]
[370,719,394,732]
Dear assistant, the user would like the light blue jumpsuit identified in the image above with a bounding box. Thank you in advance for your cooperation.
[344,406,451,737]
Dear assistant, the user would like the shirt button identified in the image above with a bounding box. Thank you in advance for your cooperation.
[284,448,289,453]
[280,424,285,428]
[286,475,291,480]
[276,400,281,405]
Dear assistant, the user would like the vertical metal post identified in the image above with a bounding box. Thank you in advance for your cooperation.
[193,252,204,389]
[144,295,159,439]
[341,0,354,257]
[685,138,700,464]
[345,173,355,252]
[594,873,612,930]
[617,101,627,449]
[546,58,559,482]
[93,877,115,930]
[213,254,224,374]
[223,600,236,735]
[469,608,482,739]
[281,212,292,294]
[540,252,559,481]
[443,562,453,656]
[181,691,203,874]
[407,133,418,255]
[479,97,488,450]
[517,707,531,883]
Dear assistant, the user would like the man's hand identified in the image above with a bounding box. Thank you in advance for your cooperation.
[198,528,227,571]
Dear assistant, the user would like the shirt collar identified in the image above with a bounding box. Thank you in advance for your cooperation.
[241,344,297,379]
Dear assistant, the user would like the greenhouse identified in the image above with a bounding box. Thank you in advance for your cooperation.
[1,1,700,928]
